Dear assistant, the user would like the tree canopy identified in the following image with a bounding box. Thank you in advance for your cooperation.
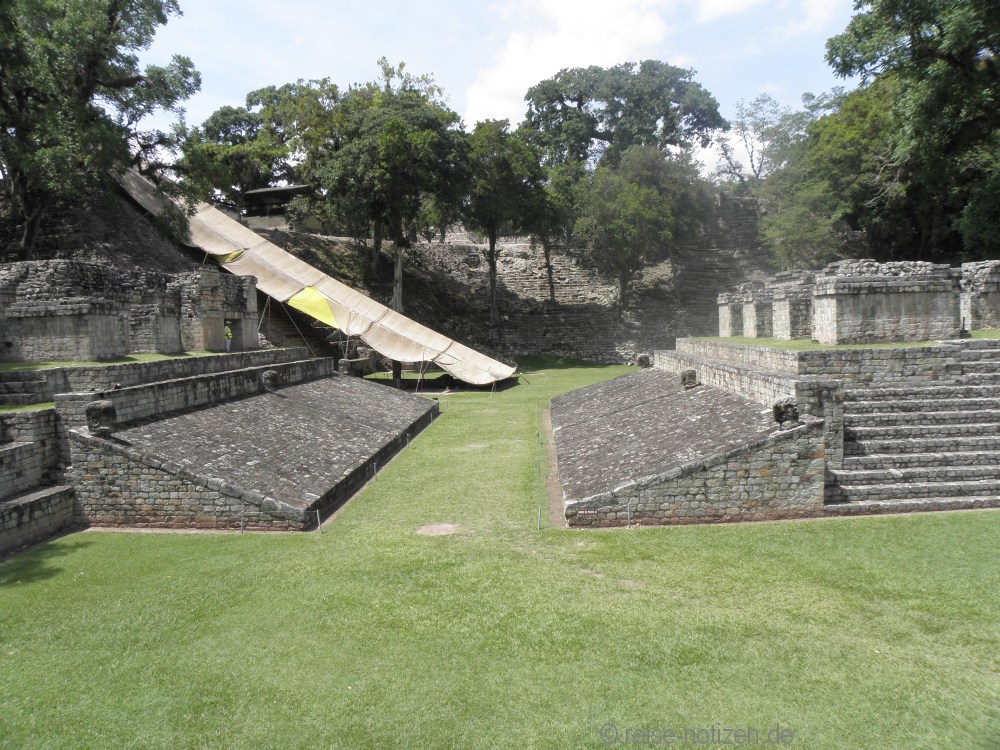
[523,60,726,167]
[0,0,199,257]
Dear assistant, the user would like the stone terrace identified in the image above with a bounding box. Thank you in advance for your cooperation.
[552,369,781,505]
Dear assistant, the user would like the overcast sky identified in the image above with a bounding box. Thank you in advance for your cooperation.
[142,0,859,133]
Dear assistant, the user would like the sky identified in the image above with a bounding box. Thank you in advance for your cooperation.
[141,0,860,166]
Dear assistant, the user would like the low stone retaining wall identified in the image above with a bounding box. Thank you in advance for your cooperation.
[26,347,310,402]
[0,486,76,556]
[0,409,61,500]
[566,419,826,527]
[673,338,965,383]
[67,431,306,531]
[55,357,336,430]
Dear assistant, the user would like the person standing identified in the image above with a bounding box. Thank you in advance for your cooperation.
[224,320,233,352]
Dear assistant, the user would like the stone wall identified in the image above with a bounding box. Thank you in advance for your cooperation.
[67,430,306,530]
[26,347,310,402]
[960,261,1000,330]
[412,193,767,363]
[0,487,76,556]
[655,347,845,469]
[55,357,336,431]
[565,420,826,527]
[0,409,61,500]
[0,261,258,362]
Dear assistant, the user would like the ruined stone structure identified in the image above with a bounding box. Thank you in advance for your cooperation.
[553,336,1000,527]
[715,260,1000,345]
[412,193,768,363]
[1,347,438,554]
[0,261,258,362]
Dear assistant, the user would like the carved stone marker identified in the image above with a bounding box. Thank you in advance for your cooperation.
[86,399,117,438]
[772,397,801,430]
[260,369,281,392]
[680,370,699,390]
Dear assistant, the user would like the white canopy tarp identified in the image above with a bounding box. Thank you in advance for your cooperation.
[119,170,515,385]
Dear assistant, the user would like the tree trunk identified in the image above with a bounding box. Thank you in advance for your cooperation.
[371,220,383,274]
[487,232,500,327]
[18,198,49,261]
[391,241,404,313]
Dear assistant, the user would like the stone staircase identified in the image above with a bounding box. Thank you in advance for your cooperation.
[0,371,49,407]
[826,347,1000,515]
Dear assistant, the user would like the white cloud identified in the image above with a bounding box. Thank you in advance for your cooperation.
[463,0,678,126]
[774,0,845,39]
[693,0,768,23]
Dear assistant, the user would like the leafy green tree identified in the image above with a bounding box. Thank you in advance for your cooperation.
[523,60,726,167]
[0,0,199,257]
[317,60,468,311]
[463,120,545,326]
[716,93,820,189]
[178,105,287,214]
[574,146,679,310]
[826,0,1000,258]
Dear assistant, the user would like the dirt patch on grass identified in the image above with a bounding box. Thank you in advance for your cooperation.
[417,523,460,536]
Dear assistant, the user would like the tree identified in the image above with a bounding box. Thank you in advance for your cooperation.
[826,0,1000,258]
[0,0,199,257]
[573,146,677,311]
[317,60,468,311]
[463,120,544,327]
[716,93,819,189]
[178,105,287,214]
[523,60,726,167]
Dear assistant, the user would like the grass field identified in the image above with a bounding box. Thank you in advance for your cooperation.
[1,356,997,749]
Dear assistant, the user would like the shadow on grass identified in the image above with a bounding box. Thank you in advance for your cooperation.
[0,533,91,586]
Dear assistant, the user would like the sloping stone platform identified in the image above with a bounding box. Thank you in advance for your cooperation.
[551,369,827,527]
[553,370,778,503]
[68,375,438,530]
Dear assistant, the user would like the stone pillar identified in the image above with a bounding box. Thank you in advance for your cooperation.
[772,290,812,340]
[960,261,1000,331]
[742,293,774,338]
[718,294,743,337]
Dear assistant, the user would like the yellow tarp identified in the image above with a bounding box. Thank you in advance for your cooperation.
[287,286,337,329]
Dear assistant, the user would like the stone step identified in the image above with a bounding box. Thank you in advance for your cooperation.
[0,393,47,407]
[824,496,1000,516]
[844,396,1000,414]
[831,464,1000,485]
[961,361,1000,374]
[845,422,1000,441]
[844,383,1000,402]
[828,478,1000,502]
[959,349,1000,361]
[844,409,1000,427]
[0,370,46,382]
[948,372,1000,385]
[0,484,76,556]
[845,435,1000,455]
[0,380,47,395]
[843,450,1000,470]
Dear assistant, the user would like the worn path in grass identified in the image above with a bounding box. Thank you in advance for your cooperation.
[1,355,998,749]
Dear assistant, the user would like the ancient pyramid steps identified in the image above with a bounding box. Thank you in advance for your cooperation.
[827,371,1000,513]
[0,372,49,406]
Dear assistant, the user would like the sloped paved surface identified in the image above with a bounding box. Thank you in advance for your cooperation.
[116,376,436,509]
[551,369,778,503]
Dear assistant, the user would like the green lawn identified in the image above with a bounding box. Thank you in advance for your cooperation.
[1,356,997,749]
